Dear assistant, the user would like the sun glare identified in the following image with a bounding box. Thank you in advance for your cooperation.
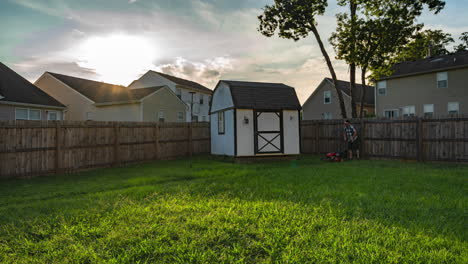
[74,34,156,85]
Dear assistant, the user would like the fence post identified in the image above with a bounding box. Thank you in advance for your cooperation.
[417,118,424,162]
[154,123,159,160]
[315,122,320,154]
[360,119,365,158]
[114,123,120,165]
[55,122,62,174]
[188,122,193,157]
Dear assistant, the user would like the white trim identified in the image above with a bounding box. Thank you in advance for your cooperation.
[0,100,65,109]
[36,72,95,104]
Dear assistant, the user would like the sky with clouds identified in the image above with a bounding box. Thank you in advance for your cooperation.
[1,0,467,102]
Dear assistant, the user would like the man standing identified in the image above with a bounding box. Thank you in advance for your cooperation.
[344,120,359,159]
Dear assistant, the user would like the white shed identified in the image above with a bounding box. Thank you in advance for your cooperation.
[210,80,302,157]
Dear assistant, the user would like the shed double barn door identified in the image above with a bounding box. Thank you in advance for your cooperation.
[254,111,283,154]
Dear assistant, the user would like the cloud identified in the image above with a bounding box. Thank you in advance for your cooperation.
[155,57,234,88]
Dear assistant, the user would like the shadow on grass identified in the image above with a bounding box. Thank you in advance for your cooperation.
[0,155,466,243]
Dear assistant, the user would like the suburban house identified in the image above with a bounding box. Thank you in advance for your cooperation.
[302,78,375,120]
[128,71,213,122]
[34,72,187,122]
[376,50,468,118]
[0,62,65,121]
[210,80,301,157]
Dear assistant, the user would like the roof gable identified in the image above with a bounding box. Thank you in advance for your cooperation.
[48,72,164,104]
[0,63,64,107]
[324,78,375,105]
[221,80,301,110]
[151,71,213,94]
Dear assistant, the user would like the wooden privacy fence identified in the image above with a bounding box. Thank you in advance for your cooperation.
[0,121,210,179]
[301,118,468,162]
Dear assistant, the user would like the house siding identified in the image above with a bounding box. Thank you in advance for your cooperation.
[129,71,212,122]
[0,104,63,121]
[302,81,352,120]
[35,73,96,121]
[94,103,141,122]
[141,88,187,122]
[376,67,468,117]
[210,109,235,156]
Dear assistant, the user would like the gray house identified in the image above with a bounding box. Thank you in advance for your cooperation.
[302,78,375,120]
[376,50,468,118]
[0,62,65,121]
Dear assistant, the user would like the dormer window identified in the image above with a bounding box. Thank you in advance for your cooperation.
[437,72,448,88]
[323,91,331,104]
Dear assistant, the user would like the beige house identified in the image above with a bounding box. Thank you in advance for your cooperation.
[376,51,468,118]
[0,62,65,121]
[302,78,375,120]
[128,71,213,122]
[34,72,188,122]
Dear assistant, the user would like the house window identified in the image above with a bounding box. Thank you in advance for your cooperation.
[158,111,165,122]
[192,115,199,122]
[437,72,448,88]
[47,111,58,121]
[402,105,415,117]
[15,108,29,120]
[384,109,399,118]
[448,102,459,115]
[177,112,184,121]
[323,112,332,120]
[175,89,182,99]
[200,95,204,105]
[218,111,225,134]
[323,91,331,104]
[86,112,94,121]
[423,104,434,118]
[29,109,41,120]
[377,81,387,95]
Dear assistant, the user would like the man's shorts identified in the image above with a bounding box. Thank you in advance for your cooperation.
[348,138,360,151]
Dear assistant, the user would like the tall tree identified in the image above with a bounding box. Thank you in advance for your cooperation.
[395,29,454,62]
[331,0,445,118]
[455,32,468,52]
[258,0,348,119]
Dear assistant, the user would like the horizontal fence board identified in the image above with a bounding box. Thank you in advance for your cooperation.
[0,121,210,179]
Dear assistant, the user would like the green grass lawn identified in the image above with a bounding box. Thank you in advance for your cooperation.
[0,156,466,263]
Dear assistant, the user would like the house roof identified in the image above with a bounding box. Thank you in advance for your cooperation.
[48,72,165,104]
[381,50,468,80]
[324,78,375,105]
[150,71,213,94]
[0,62,65,107]
[221,80,301,110]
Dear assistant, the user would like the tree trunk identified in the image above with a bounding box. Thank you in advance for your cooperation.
[349,1,358,118]
[359,67,367,119]
[350,63,357,118]
[310,24,348,119]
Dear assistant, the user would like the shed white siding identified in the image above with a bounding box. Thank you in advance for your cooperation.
[236,109,254,156]
[282,110,300,154]
[210,109,235,156]
[211,82,234,113]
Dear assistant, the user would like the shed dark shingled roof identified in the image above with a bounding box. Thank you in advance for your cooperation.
[49,72,165,103]
[222,80,301,110]
[324,78,375,105]
[151,71,213,94]
[0,62,64,107]
[382,50,468,80]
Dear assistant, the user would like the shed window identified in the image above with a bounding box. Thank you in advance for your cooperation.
[448,102,459,115]
[437,72,448,88]
[377,81,387,95]
[402,106,415,117]
[424,104,434,118]
[15,108,29,120]
[218,111,225,134]
[323,91,331,104]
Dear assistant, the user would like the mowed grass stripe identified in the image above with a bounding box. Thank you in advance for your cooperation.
[0,156,466,263]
